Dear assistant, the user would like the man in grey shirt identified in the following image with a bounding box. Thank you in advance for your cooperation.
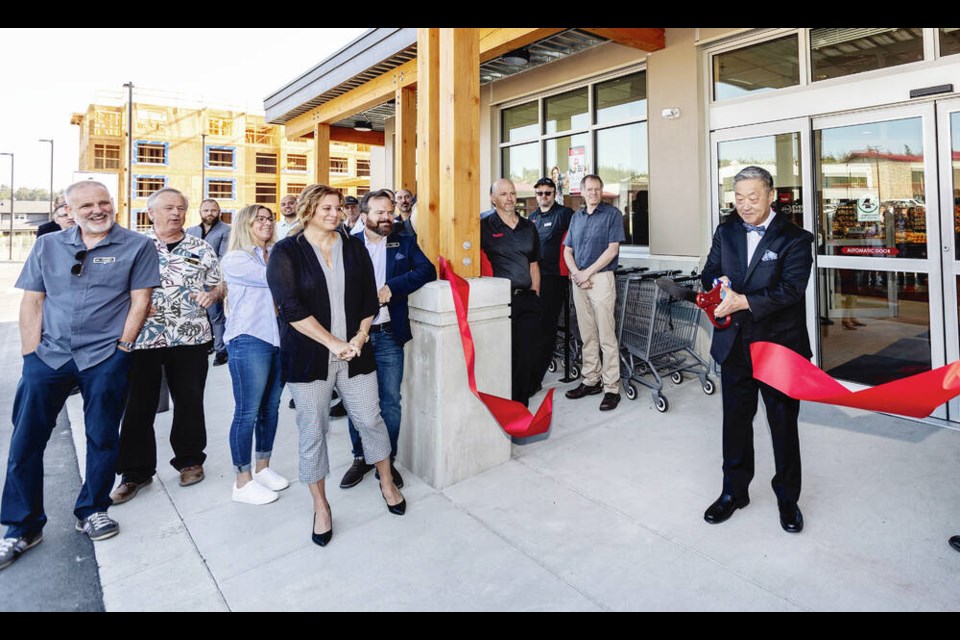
[186,198,230,366]
[0,180,159,571]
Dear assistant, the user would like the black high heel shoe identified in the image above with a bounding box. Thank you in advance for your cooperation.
[312,510,332,546]
[381,487,406,516]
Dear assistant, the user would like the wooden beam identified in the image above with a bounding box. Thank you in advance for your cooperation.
[416,28,440,265]
[579,28,665,52]
[285,59,417,139]
[438,28,480,277]
[478,28,565,63]
[314,123,330,185]
[394,86,417,192]
[328,126,385,146]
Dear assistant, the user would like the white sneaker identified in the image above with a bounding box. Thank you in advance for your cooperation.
[253,467,290,491]
[232,479,278,505]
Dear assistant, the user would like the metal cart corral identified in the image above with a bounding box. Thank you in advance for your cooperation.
[617,274,715,412]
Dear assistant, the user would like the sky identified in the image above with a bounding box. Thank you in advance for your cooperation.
[0,27,369,193]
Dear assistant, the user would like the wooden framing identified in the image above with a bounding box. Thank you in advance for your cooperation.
[579,28,665,52]
[313,123,330,185]
[394,85,417,193]
[416,28,441,265]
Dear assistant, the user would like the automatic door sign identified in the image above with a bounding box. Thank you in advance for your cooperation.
[857,196,880,222]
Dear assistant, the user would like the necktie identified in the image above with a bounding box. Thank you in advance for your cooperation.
[743,223,766,236]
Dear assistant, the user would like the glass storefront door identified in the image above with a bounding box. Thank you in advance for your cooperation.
[936,97,960,420]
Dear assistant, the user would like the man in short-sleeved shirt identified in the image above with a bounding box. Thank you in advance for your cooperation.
[112,188,223,503]
[480,178,542,407]
[563,174,626,412]
[0,180,158,571]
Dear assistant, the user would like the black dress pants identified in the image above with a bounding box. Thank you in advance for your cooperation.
[117,343,211,481]
[534,274,566,387]
[511,291,543,407]
[719,333,802,505]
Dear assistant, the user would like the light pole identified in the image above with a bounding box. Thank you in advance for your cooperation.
[122,81,134,228]
[1,152,13,260]
[201,132,207,203]
[38,138,54,217]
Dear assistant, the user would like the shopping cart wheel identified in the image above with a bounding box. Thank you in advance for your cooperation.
[654,394,669,413]
[670,371,683,385]
[624,383,637,400]
[570,365,580,379]
[548,359,557,373]
[702,378,715,395]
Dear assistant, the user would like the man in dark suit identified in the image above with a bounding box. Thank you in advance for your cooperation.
[339,189,437,489]
[700,165,814,534]
[186,199,231,366]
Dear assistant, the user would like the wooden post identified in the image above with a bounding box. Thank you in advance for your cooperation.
[438,28,480,277]
[394,85,417,193]
[416,28,441,265]
[313,123,330,186]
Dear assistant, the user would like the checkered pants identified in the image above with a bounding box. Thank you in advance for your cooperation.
[287,359,391,483]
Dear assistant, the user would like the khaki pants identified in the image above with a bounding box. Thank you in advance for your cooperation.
[571,270,620,393]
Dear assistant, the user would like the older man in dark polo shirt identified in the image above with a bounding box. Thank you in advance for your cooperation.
[481,178,542,407]
[529,176,574,390]
[0,180,159,571]
[563,174,626,412]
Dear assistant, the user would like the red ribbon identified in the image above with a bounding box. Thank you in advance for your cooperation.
[438,256,554,438]
[750,341,960,418]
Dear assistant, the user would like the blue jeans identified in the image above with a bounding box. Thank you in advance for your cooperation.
[226,335,283,473]
[349,328,403,460]
[2,349,132,538]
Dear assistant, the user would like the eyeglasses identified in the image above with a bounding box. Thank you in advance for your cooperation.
[254,216,275,224]
[71,250,88,276]
[535,190,554,196]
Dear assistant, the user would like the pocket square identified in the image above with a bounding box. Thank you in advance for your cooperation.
[761,249,778,262]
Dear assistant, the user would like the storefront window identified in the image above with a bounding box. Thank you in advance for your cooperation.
[819,268,930,386]
[545,133,589,210]
[501,102,538,143]
[810,28,923,82]
[940,28,960,57]
[595,72,646,124]
[816,117,926,260]
[544,88,589,135]
[717,132,803,227]
[713,34,799,101]
[952,112,960,255]
[501,143,538,216]
[597,123,648,246]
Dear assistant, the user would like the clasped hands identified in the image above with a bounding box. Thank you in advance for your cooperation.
[570,270,593,289]
[332,334,365,361]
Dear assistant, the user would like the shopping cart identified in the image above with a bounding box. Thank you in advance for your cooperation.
[617,273,715,412]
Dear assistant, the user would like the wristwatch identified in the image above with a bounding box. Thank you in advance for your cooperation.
[117,340,135,352]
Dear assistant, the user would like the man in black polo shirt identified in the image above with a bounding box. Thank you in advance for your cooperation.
[529,176,574,391]
[480,178,542,407]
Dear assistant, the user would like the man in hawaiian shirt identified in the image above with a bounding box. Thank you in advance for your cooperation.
[111,188,224,503]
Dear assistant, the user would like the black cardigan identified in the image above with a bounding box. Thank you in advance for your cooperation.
[266,231,379,383]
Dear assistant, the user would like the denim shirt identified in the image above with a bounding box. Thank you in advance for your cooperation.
[222,247,280,347]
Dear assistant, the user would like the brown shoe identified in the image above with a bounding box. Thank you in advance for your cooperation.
[179,465,205,487]
[565,382,602,399]
[599,392,621,411]
[110,478,153,505]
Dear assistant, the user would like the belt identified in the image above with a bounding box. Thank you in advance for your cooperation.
[513,288,537,296]
[369,322,392,333]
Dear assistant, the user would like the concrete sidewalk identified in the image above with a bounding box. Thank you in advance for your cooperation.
[66,352,960,611]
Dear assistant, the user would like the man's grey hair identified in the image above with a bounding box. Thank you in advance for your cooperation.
[360,189,395,213]
[147,187,189,210]
[64,180,109,204]
[490,178,514,195]
[733,165,774,191]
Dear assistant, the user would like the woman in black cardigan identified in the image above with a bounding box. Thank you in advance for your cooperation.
[266,184,405,547]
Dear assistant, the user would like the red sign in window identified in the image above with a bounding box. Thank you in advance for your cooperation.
[839,246,899,256]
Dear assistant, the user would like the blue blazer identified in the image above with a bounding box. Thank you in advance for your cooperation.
[352,229,437,345]
[700,212,814,365]
[186,221,230,258]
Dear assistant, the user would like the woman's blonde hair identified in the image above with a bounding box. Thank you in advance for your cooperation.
[227,205,276,255]
[290,184,343,235]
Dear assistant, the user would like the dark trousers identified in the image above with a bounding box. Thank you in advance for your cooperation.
[720,333,802,504]
[117,343,210,481]
[2,349,132,537]
[511,291,543,407]
[534,274,566,387]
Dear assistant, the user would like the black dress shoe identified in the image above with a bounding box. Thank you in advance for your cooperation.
[381,489,406,516]
[339,458,373,489]
[599,392,621,411]
[703,494,750,524]
[948,535,960,552]
[374,462,404,489]
[212,351,228,366]
[779,502,804,533]
[565,382,602,399]
[312,511,332,547]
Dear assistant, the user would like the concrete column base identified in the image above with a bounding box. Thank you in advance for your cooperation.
[399,277,512,489]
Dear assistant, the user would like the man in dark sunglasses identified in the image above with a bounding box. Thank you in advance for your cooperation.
[0,180,160,571]
[528,177,574,393]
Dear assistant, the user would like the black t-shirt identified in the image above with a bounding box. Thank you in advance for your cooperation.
[480,211,541,290]
[529,202,573,276]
